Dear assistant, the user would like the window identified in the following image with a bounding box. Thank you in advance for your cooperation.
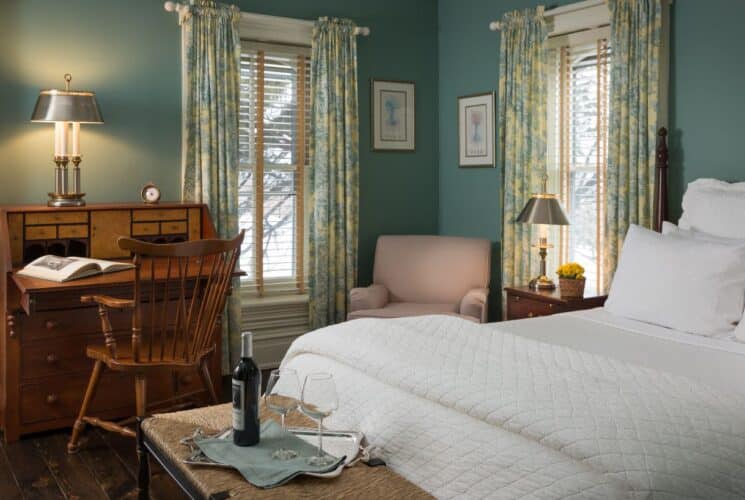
[547,34,610,294]
[239,41,311,296]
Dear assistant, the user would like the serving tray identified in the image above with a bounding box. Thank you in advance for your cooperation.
[180,427,364,479]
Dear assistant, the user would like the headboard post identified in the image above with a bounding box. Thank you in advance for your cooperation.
[653,127,669,232]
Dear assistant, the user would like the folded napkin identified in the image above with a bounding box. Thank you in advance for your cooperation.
[195,420,346,488]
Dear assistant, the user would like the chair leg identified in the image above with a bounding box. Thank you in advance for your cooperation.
[135,374,147,417]
[68,360,104,454]
[198,360,219,405]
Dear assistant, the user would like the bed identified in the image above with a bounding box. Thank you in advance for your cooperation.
[278,129,745,499]
[281,311,745,499]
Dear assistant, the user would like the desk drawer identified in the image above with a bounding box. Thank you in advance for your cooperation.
[25,225,57,240]
[19,307,131,342]
[25,212,88,225]
[21,371,134,424]
[506,295,560,320]
[161,221,187,235]
[58,224,89,238]
[132,222,160,236]
[132,209,187,222]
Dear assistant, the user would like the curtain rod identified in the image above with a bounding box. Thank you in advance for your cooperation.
[164,2,371,36]
[487,0,671,32]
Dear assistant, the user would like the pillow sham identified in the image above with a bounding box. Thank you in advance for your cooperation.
[680,178,745,238]
[662,221,745,245]
[605,224,745,336]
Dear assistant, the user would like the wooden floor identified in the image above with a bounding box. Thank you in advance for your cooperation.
[0,372,272,499]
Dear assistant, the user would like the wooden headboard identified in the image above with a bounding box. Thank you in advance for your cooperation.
[653,127,669,232]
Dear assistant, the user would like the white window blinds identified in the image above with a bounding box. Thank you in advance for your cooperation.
[239,41,310,296]
[547,36,610,294]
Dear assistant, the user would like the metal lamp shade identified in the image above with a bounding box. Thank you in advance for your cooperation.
[515,194,570,226]
[30,90,103,124]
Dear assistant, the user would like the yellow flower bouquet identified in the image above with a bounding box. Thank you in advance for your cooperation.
[556,262,585,298]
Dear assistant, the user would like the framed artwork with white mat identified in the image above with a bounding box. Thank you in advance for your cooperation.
[371,79,415,151]
[458,92,495,167]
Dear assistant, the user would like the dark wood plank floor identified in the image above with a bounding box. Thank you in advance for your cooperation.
[0,372,272,499]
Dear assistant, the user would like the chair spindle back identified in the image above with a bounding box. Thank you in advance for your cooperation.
[117,231,244,364]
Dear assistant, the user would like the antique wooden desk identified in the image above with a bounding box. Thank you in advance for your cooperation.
[0,202,223,442]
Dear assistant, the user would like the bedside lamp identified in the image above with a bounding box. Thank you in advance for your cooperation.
[515,176,570,290]
[31,73,104,207]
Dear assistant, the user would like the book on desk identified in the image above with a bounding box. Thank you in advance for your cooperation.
[17,255,134,283]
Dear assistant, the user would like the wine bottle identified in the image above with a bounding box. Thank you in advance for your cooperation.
[232,331,261,446]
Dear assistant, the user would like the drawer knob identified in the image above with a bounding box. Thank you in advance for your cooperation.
[6,314,15,338]
[513,296,520,301]
[45,320,59,330]
[181,375,193,385]
[549,304,554,309]
[46,394,59,405]
[528,312,534,318]
[46,353,59,364]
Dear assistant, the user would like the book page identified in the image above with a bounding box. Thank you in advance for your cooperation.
[17,255,100,282]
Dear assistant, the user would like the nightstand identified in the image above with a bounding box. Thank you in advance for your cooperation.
[504,286,607,320]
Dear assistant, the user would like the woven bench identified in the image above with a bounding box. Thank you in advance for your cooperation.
[136,403,432,499]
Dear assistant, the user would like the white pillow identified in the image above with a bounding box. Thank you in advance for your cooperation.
[662,221,745,245]
[605,224,745,336]
[680,178,745,238]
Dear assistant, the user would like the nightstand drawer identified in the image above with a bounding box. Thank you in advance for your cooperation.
[507,295,560,319]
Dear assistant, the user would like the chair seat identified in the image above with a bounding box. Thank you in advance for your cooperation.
[347,302,460,320]
[86,342,209,371]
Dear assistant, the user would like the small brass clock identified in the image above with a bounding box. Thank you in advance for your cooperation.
[141,182,161,204]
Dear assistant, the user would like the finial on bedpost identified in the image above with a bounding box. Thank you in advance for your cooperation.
[653,127,669,232]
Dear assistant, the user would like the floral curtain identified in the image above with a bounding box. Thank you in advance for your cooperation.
[309,18,359,329]
[604,0,662,290]
[498,8,548,291]
[180,1,242,372]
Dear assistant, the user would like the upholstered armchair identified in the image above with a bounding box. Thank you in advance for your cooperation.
[348,235,491,323]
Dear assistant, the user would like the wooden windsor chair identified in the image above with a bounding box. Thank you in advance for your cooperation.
[67,231,244,454]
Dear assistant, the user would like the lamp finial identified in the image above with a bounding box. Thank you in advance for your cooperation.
[64,73,72,91]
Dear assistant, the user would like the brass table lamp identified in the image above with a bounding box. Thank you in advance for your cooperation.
[31,74,104,207]
[515,177,570,290]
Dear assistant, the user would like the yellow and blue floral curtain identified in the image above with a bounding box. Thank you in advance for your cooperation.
[499,7,548,290]
[604,0,662,289]
[309,18,359,329]
[180,1,241,371]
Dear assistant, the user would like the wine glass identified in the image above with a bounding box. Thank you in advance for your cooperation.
[264,368,300,460]
[300,372,338,467]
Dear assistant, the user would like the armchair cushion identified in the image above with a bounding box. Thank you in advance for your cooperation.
[347,302,458,321]
[459,287,489,323]
[349,284,389,312]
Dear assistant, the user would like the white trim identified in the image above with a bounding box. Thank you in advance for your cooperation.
[548,26,610,49]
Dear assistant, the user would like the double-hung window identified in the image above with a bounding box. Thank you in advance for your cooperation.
[238,41,310,296]
[546,27,610,294]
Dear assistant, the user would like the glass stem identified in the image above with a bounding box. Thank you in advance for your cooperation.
[317,417,324,458]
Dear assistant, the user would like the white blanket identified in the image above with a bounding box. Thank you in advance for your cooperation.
[282,315,745,499]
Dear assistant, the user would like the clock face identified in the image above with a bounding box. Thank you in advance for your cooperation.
[142,184,161,204]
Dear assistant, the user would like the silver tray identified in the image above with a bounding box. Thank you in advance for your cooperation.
[180,427,364,479]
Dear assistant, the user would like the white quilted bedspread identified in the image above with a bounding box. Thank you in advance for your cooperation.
[281,315,745,500]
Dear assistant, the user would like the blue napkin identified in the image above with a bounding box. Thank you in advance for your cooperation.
[195,420,345,488]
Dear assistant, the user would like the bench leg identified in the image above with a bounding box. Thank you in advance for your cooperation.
[136,417,150,500]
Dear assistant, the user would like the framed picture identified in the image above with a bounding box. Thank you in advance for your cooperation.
[371,79,415,151]
[458,92,495,167]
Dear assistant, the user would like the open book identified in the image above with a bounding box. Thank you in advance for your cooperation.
[17,255,134,283]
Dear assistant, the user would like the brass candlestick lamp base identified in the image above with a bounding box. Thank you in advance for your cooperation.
[528,239,556,290]
[48,155,86,207]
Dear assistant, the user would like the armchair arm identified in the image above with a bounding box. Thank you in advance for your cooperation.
[349,284,389,312]
[459,287,489,323]
[81,295,134,359]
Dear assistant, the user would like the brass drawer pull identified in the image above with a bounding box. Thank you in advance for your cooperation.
[528,312,534,318]
[6,314,15,338]
[548,304,554,309]
[513,296,520,301]
[45,320,59,330]
[46,394,59,405]
[46,354,59,364]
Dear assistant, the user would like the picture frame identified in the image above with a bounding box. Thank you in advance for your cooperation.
[458,92,495,167]
[371,79,415,152]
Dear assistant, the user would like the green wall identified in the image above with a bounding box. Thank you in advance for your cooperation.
[0,0,440,285]
[437,0,745,319]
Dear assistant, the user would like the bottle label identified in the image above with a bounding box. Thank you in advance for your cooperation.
[232,379,245,431]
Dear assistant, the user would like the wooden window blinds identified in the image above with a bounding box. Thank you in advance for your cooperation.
[239,41,311,296]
